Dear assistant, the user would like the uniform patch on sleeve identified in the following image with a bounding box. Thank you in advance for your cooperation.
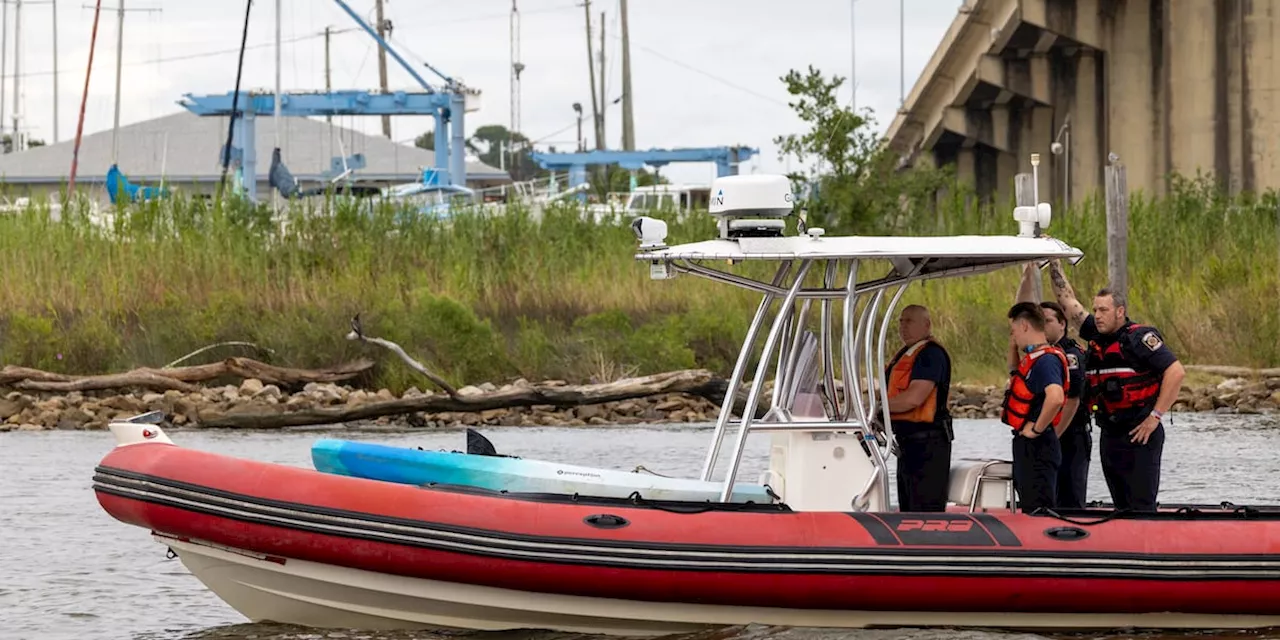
[1067,353,1079,369]
[1142,331,1163,351]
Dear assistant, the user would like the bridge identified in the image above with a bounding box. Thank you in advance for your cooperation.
[886,0,1279,204]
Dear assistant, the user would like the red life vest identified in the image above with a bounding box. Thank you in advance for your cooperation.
[1001,344,1070,433]
[1085,323,1161,421]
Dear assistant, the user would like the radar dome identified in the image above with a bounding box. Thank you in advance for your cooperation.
[708,174,794,219]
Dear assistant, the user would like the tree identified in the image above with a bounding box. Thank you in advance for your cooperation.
[773,65,950,233]
[1,135,46,153]
[415,124,546,182]
[587,165,667,199]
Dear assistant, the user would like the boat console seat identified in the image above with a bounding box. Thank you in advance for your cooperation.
[947,458,1015,512]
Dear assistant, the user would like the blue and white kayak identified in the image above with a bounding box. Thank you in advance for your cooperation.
[310,437,776,504]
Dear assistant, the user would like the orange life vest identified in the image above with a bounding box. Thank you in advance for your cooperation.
[1085,323,1162,424]
[886,337,944,426]
[1001,344,1070,433]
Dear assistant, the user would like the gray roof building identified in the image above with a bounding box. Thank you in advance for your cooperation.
[0,110,509,196]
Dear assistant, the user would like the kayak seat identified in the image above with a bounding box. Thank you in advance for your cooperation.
[947,458,1014,512]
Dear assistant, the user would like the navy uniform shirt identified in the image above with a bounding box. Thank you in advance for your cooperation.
[1056,336,1090,433]
[1079,316,1179,426]
[1018,349,1067,430]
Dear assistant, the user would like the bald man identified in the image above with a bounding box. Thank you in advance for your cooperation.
[883,305,954,512]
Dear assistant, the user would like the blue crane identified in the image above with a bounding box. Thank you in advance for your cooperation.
[178,0,479,201]
[528,146,760,191]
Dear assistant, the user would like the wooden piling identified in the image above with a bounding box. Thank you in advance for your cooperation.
[1105,162,1129,298]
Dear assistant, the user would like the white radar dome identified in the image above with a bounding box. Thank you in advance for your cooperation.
[708,174,794,219]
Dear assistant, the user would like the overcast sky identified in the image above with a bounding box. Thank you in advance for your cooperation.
[7,0,963,184]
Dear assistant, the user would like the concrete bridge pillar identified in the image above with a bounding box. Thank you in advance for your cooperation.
[1168,0,1219,183]
[1071,49,1101,205]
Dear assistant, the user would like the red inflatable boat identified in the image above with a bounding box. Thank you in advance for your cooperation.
[90,185,1280,634]
[94,420,1280,635]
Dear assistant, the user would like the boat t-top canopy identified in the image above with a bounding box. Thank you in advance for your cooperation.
[637,232,1083,286]
[632,174,1085,509]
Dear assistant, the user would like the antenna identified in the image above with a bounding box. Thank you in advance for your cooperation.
[1030,152,1040,204]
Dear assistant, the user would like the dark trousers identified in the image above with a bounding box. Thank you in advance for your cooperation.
[1012,429,1061,513]
[1056,422,1092,509]
[895,430,952,512]
[1099,423,1164,512]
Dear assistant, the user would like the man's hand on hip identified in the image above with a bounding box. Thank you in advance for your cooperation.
[1129,414,1160,444]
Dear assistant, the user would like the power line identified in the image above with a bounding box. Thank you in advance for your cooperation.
[0,27,359,81]
[0,4,581,82]
[609,33,790,109]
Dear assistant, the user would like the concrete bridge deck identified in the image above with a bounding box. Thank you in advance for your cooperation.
[886,0,1280,204]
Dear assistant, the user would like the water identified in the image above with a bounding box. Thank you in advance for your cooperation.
[4,414,1280,640]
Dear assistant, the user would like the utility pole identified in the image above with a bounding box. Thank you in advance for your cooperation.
[583,0,601,151]
[2,0,8,149]
[509,0,523,173]
[111,0,122,161]
[104,0,160,162]
[597,10,605,150]
[274,0,280,145]
[899,0,905,106]
[850,0,856,111]
[619,0,633,150]
[323,26,332,124]
[12,0,20,153]
[51,0,57,143]
[374,0,390,139]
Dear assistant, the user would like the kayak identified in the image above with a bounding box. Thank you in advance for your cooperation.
[310,432,777,503]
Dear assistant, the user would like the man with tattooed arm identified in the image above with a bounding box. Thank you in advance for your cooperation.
[1045,260,1186,512]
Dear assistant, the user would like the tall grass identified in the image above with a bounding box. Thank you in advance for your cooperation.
[0,173,1274,391]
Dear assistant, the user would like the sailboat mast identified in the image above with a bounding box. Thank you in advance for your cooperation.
[111,0,123,162]
[68,0,106,197]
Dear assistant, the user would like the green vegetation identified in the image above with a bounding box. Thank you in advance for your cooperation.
[0,67,1274,392]
[0,174,1274,392]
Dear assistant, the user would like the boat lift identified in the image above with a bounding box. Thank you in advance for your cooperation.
[177,0,480,201]
[529,146,759,194]
[633,174,1082,512]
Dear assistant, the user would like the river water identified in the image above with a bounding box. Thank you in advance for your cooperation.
[4,414,1280,640]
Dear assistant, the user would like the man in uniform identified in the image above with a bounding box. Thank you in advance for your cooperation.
[1003,302,1068,513]
[1046,259,1186,512]
[1041,300,1091,508]
[882,304,953,512]
[1008,264,1091,508]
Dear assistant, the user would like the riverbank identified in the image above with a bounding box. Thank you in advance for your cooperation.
[2,374,1276,432]
[0,175,1277,392]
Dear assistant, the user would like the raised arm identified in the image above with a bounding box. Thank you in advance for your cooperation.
[1047,259,1089,328]
[1015,262,1040,305]
[1008,263,1040,372]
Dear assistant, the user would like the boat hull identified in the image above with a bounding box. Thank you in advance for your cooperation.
[158,534,1280,635]
[311,438,776,503]
[93,440,1280,633]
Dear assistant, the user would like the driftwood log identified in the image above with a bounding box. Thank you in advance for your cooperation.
[193,314,764,428]
[0,314,772,428]
[197,368,753,429]
[0,357,375,394]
